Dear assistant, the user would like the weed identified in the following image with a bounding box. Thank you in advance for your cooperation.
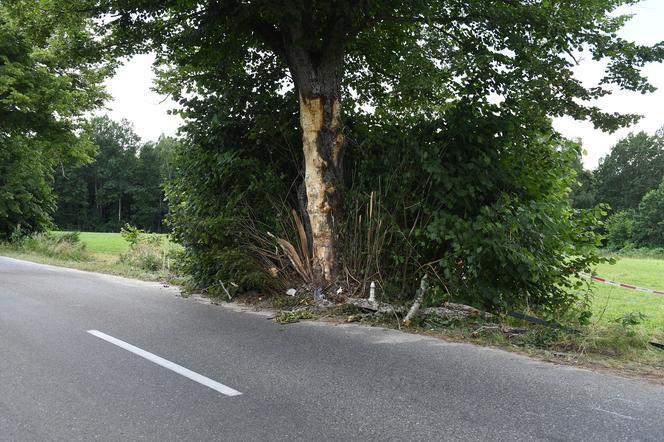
[120,223,144,246]
[120,230,182,273]
[271,293,309,309]
[614,311,647,328]
[16,232,90,261]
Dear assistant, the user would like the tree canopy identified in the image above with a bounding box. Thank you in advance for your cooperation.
[595,130,664,212]
[0,3,107,237]
[64,0,661,282]
[6,0,664,314]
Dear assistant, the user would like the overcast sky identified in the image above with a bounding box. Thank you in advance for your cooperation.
[103,0,664,169]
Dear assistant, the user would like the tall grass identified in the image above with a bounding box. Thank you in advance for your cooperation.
[341,190,393,297]
[119,225,182,274]
[14,231,90,261]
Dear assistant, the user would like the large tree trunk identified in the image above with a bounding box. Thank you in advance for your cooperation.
[299,92,344,282]
[277,15,350,284]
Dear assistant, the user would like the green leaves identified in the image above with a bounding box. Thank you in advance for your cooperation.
[28,0,655,314]
[0,3,108,238]
[595,131,664,212]
[343,103,605,315]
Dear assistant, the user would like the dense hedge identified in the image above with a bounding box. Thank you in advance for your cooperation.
[167,82,604,315]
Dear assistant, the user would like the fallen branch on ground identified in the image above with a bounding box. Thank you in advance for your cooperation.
[346,297,406,314]
[403,275,429,327]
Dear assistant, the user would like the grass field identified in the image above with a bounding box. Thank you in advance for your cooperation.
[71,231,130,254]
[1,230,177,282]
[54,231,170,255]
[591,258,664,339]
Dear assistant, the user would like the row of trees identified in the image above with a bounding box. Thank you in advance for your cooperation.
[571,129,664,248]
[54,116,177,232]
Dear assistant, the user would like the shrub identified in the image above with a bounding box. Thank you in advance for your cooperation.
[608,247,664,260]
[120,223,144,246]
[605,210,635,250]
[340,107,606,316]
[120,230,182,273]
[167,83,606,317]
[633,180,664,247]
[19,231,89,261]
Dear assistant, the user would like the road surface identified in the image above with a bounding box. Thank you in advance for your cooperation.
[1,256,664,441]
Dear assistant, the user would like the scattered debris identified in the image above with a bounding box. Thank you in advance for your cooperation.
[346,314,370,323]
[507,311,579,334]
[470,325,500,337]
[346,297,406,314]
[273,310,320,324]
[470,325,528,338]
[286,288,297,297]
[346,292,490,325]
[650,341,664,351]
[219,280,232,300]
[547,351,572,359]
[420,302,487,321]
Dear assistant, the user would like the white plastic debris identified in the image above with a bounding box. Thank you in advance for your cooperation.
[286,288,297,297]
[336,287,343,295]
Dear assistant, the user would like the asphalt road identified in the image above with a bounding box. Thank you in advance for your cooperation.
[1,256,664,441]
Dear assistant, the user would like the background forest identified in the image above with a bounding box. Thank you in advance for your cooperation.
[53,116,178,233]
[571,129,664,252]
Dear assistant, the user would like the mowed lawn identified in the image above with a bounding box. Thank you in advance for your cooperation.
[57,231,169,256]
[592,258,664,338]
[72,231,130,254]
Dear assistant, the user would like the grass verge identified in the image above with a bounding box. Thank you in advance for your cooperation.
[0,230,183,283]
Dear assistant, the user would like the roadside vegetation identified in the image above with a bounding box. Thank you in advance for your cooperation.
[0,227,182,283]
[2,1,664,381]
[254,248,664,379]
[262,255,664,378]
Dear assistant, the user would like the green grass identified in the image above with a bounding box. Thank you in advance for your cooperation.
[1,230,179,283]
[54,231,171,255]
[56,231,130,254]
[591,258,664,340]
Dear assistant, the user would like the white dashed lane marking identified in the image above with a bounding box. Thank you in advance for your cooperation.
[87,329,242,397]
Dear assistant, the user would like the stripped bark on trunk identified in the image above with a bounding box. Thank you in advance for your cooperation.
[284,21,346,283]
[248,9,357,284]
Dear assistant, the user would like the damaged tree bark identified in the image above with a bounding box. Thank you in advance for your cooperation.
[298,94,344,282]
[285,22,346,284]
[246,8,358,285]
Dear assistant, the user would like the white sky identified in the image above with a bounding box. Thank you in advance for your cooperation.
[552,0,664,169]
[104,0,664,170]
[103,53,181,141]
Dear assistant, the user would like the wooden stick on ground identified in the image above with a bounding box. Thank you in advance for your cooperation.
[403,275,428,327]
